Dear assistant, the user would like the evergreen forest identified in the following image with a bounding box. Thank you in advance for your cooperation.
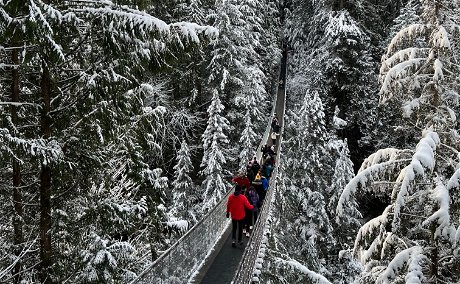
[0,0,459,283]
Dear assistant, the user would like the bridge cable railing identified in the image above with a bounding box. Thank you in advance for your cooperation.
[129,186,233,284]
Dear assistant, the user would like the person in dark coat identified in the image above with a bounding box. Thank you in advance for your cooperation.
[273,121,281,133]
[244,186,260,236]
[252,170,264,203]
[262,159,274,179]
[271,114,278,130]
[260,176,269,201]
[266,146,275,157]
[251,157,260,178]
[262,144,271,159]
[226,185,254,247]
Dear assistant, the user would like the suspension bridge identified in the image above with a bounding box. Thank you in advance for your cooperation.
[129,48,287,284]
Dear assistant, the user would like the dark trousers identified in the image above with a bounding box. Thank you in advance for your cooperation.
[244,210,252,231]
[244,210,258,231]
[232,219,244,242]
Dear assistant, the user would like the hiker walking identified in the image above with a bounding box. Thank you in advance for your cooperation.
[271,131,279,146]
[271,114,278,130]
[273,121,281,133]
[244,186,260,237]
[262,144,271,160]
[262,159,274,179]
[260,175,269,201]
[226,185,254,247]
[250,157,260,179]
[232,171,250,190]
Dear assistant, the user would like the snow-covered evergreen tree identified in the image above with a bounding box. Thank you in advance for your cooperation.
[263,89,338,281]
[200,91,230,212]
[0,1,217,281]
[170,140,197,224]
[237,110,258,170]
[337,1,460,282]
[328,140,357,231]
[286,89,332,189]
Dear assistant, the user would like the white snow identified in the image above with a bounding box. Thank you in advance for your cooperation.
[379,58,425,101]
[433,58,444,83]
[391,131,439,231]
[386,24,427,55]
[433,25,451,49]
[447,168,460,190]
[274,257,333,284]
[376,246,426,284]
[353,205,391,262]
[421,178,450,239]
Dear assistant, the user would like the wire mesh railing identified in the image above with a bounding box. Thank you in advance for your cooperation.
[231,164,279,284]
[129,188,232,284]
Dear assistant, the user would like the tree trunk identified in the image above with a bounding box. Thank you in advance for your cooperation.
[11,48,24,284]
[430,222,438,277]
[39,60,53,284]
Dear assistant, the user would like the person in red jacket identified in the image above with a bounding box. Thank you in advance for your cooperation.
[231,171,250,189]
[226,185,254,247]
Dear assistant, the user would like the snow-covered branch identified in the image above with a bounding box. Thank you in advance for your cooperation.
[421,178,451,240]
[274,257,333,284]
[353,205,391,262]
[376,246,427,284]
[391,131,439,231]
[379,58,426,102]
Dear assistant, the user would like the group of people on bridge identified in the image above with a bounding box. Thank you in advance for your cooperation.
[226,114,280,247]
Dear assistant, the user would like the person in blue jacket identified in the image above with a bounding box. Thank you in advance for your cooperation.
[260,176,269,201]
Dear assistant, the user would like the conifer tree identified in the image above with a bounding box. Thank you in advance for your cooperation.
[288,90,332,189]
[327,140,356,230]
[200,91,230,211]
[337,1,460,282]
[237,110,258,170]
[264,89,337,281]
[0,1,217,281]
[171,140,197,223]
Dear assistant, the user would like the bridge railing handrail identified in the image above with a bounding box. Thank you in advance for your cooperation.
[129,186,233,283]
[256,77,279,162]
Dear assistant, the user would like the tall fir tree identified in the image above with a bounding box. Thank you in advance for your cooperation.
[170,140,197,223]
[0,0,217,281]
[200,91,230,212]
[337,0,460,282]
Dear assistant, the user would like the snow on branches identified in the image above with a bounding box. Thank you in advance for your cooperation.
[421,178,452,240]
[68,1,218,60]
[378,1,459,132]
[336,146,411,222]
[0,128,63,165]
[376,246,427,284]
[274,257,333,284]
[391,131,439,231]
